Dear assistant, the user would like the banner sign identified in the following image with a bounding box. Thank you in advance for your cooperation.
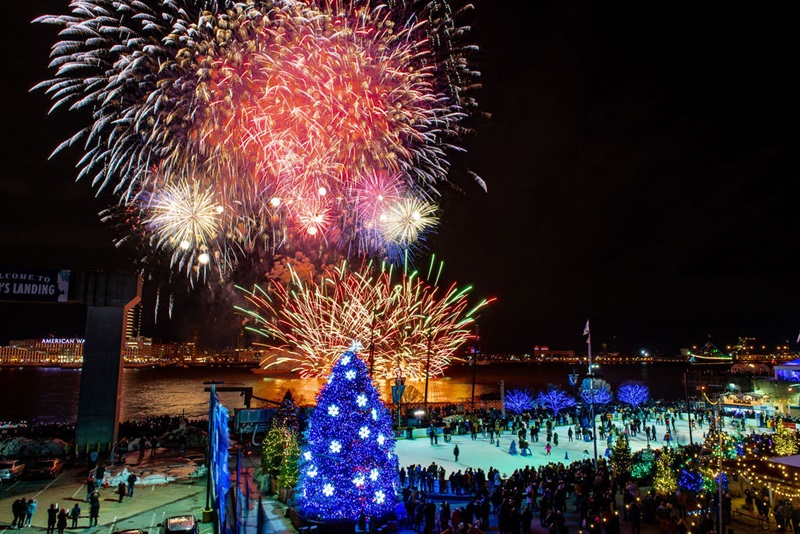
[209,389,232,534]
[0,268,70,303]
[392,384,406,404]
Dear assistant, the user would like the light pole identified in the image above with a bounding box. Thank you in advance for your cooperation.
[585,321,598,468]
[716,394,723,534]
[423,331,432,415]
[703,388,725,534]
[471,349,478,411]
[393,375,406,428]
[202,380,223,524]
[471,325,480,411]
[590,382,598,469]
[683,369,694,445]
[368,307,377,376]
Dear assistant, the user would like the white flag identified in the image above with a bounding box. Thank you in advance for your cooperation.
[797,330,800,343]
[583,320,590,337]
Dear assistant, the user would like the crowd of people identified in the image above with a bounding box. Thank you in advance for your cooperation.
[395,452,748,534]
[8,463,139,530]
[392,401,793,534]
[9,498,92,532]
[0,415,207,445]
[398,457,630,534]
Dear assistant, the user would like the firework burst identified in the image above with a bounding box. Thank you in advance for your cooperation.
[35,0,483,278]
[141,179,223,275]
[382,197,439,249]
[236,256,493,379]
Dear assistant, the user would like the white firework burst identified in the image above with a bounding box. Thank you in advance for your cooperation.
[144,181,220,248]
[381,197,439,247]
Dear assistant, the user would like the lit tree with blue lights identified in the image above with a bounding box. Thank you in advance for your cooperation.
[535,386,577,417]
[505,389,535,414]
[581,388,613,405]
[617,384,649,408]
[296,350,399,522]
[679,469,703,492]
[580,379,613,405]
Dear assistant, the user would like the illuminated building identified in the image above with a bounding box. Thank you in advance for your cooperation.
[0,337,84,365]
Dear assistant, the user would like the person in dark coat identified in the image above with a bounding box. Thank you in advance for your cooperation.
[117,481,127,503]
[424,501,436,534]
[85,477,96,502]
[46,504,58,534]
[453,444,460,462]
[12,498,26,528]
[70,503,81,528]
[509,506,521,534]
[89,492,100,527]
[56,508,68,534]
[95,464,106,486]
[521,505,533,534]
[628,500,641,534]
[118,438,128,462]
[127,473,137,497]
[439,501,451,531]
[791,504,800,534]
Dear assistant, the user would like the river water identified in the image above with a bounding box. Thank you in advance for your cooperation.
[0,362,722,423]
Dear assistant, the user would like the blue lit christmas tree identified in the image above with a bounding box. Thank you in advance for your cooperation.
[296,350,399,522]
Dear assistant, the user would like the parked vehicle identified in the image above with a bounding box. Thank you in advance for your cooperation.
[159,516,198,534]
[26,458,63,479]
[0,459,25,481]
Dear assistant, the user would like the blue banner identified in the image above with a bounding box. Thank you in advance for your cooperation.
[210,391,231,534]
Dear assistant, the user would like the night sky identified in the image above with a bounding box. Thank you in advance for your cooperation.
[0,2,798,354]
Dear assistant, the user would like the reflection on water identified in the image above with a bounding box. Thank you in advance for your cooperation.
[0,362,695,423]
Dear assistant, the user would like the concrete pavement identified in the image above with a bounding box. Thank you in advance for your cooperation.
[0,449,206,534]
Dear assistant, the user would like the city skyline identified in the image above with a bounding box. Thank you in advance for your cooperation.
[0,2,798,354]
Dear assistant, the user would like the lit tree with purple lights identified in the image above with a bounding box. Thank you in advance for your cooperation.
[617,384,649,408]
[535,386,577,417]
[296,350,399,522]
[505,389,535,414]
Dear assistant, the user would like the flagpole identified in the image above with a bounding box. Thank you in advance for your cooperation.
[585,320,598,469]
[583,319,593,368]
